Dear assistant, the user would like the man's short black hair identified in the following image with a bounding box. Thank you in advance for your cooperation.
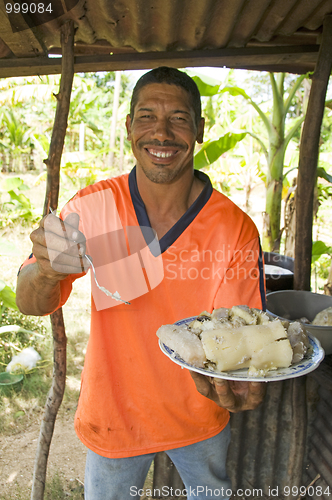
[130,67,202,127]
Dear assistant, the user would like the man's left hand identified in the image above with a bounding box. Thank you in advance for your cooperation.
[190,372,266,413]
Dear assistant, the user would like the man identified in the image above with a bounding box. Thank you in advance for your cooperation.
[16,67,266,500]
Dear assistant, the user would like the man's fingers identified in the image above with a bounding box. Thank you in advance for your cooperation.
[41,213,85,244]
[247,382,266,407]
[213,380,237,411]
[49,249,89,273]
[64,212,80,232]
[32,225,85,256]
[190,371,212,398]
[32,212,88,277]
[191,374,266,412]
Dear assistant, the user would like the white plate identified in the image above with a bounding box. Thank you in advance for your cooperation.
[158,316,325,382]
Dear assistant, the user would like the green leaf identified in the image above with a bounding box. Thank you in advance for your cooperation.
[1,177,24,192]
[0,279,6,293]
[15,411,25,419]
[194,132,246,169]
[191,76,220,96]
[317,167,332,184]
[220,85,250,100]
[0,238,21,256]
[312,240,332,264]
[7,190,31,210]
[220,86,272,135]
[0,284,18,310]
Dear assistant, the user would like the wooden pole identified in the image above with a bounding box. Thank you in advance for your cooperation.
[294,15,332,291]
[108,70,121,168]
[31,20,75,500]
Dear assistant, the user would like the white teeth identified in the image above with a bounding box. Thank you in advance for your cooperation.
[148,150,174,158]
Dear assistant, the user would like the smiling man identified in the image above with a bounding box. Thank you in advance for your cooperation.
[16,67,266,500]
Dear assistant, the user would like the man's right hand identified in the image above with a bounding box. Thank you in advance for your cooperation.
[30,212,89,282]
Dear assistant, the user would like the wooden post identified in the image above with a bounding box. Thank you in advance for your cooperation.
[294,15,332,291]
[108,70,121,168]
[31,20,75,500]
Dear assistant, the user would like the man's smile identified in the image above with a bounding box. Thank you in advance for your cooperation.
[139,141,186,163]
[146,148,177,159]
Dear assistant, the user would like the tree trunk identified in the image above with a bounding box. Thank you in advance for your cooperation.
[108,71,121,169]
[294,15,332,291]
[31,20,75,500]
[284,180,297,258]
[265,73,285,251]
[324,260,332,296]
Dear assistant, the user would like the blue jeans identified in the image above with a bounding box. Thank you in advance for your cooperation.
[84,424,232,500]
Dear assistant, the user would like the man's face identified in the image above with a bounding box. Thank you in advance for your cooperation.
[126,83,204,184]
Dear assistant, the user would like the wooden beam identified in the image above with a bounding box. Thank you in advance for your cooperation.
[294,15,332,291]
[0,44,319,77]
[31,20,75,500]
[0,0,45,56]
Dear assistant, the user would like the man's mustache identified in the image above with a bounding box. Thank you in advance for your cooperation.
[139,140,186,149]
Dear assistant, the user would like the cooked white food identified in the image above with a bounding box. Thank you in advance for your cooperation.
[312,306,332,326]
[156,306,310,376]
[200,321,292,372]
[156,325,206,368]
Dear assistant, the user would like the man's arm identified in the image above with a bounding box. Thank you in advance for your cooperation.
[16,263,62,316]
[16,212,88,317]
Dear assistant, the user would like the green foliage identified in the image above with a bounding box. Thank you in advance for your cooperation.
[315,255,331,280]
[191,75,221,96]
[44,472,84,500]
[0,307,47,367]
[0,473,84,499]
[0,279,18,311]
[317,166,332,183]
[194,132,246,169]
[0,72,132,174]
[0,176,39,227]
[0,237,21,256]
[311,240,332,264]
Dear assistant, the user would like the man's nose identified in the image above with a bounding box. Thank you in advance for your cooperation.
[151,118,175,140]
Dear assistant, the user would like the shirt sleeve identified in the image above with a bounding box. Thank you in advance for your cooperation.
[213,236,266,310]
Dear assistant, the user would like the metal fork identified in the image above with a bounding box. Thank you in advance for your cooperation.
[85,255,130,305]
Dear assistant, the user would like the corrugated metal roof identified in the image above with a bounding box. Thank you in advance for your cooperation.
[0,0,332,77]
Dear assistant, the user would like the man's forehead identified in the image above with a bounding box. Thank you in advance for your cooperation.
[135,82,192,107]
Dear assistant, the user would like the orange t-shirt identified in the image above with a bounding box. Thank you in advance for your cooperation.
[21,168,265,458]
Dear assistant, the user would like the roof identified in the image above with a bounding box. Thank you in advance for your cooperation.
[1,0,332,78]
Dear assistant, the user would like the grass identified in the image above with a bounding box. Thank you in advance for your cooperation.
[0,301,90,434]
[0,472,84,500]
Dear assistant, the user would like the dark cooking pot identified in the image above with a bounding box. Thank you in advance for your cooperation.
[266,290,332,354]
[263,252,294,292]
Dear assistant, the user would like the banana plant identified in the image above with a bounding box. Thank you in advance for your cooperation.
[220,73,308,251]
[192,72,308,251]
[192,74,247,171]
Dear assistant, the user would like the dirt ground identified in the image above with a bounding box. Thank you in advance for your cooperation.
[0,410,87,498]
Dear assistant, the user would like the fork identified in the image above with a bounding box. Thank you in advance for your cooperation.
[84,255,130,305]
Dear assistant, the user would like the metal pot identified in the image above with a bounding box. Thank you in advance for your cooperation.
[263,252,294,292]
[266,290,332,354]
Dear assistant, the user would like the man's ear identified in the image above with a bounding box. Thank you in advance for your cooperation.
[125,115,132,140]
[196,117,205,144]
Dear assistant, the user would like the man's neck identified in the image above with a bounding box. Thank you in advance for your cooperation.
[136,167,205,239]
